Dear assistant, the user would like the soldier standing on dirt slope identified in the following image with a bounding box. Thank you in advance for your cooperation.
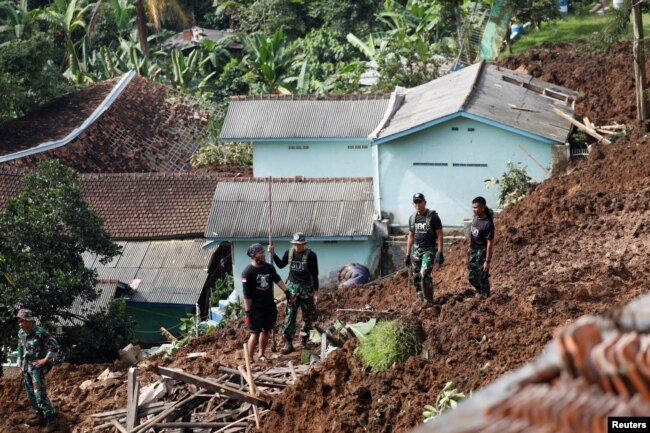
[468,196,494,297]
[405,193,444,302]
[269,232,319,354]
[16,308,59,432]
[242,243,289,364]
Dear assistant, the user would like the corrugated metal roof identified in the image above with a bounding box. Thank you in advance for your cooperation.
[88,240,211,306]
[61,282,118,326]
[376,63,576,143]
[205,179,375,239]
[376,63,481,139]
[219,96,391,140]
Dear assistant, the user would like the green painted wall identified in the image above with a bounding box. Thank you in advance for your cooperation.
[126,303,194,345]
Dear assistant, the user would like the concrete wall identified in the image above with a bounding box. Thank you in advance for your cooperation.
[126,303,194,344]
[231,239,379,299]
[377,117,555,227]
[253,139,374,178]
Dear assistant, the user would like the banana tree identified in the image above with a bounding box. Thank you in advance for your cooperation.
[240,28,301,94]
[169,48,216,94]
[0,0,41,40]
[41,0,95,83]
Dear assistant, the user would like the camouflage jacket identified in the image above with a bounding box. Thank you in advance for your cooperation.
[17,326,59,364]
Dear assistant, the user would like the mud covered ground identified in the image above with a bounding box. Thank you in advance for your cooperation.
[0,41,649,433]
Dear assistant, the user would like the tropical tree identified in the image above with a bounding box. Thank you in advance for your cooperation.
[0,160,121,366]
[0,0,41,40]
[41,0,95,83]
[135,0,189,55]
[0,33,72,121]
[240,28,300,93]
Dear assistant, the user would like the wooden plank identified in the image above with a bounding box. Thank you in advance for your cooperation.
[508,104,538,112]
[130,395,193,433]
[242,344,261,429]
[288,361,298,383]
[158,367,270,407]
[126,367,139,430]
[152,422,248,428]
[583,116,593,130]
[92,402,167,419]
[110,419,128,433]
[552,107,611,145]
[633,4,648,121]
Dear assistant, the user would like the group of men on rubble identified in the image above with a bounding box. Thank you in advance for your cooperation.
[12,192,495,427]
[241,192,495,364]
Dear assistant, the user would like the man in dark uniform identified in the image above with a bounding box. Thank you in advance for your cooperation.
[405,193,444,302]
[269,232,319,354]
[242,243,289,363]
[16,308,59,432]
[468,196,494,297]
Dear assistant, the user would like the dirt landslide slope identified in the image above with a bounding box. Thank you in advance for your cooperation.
[0,41,649,433]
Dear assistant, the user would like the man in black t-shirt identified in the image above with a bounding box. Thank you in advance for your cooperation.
[242,243,289,363]
[269,232,319,354]
[405,193,444,302]
[468,196,494,297]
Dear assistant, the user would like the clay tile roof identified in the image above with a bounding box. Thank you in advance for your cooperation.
[0,75,219,173]
[0,168,230,240]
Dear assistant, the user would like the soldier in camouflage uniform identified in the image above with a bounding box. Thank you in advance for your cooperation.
[16,308,59,431]
[468,196,494,297]
[405,193,444,302]
[269,232,319,354]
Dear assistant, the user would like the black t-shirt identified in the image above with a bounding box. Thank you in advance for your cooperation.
[470,215,494,250]
[409,210,442,248]
[241,262,282,308]
[273,249,319,289]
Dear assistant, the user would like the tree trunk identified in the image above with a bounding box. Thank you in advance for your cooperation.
[136,0,148,56]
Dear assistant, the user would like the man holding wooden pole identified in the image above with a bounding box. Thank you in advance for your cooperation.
[242,244,289,363]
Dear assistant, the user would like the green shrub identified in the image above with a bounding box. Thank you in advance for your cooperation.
[58,299,136,364]
[485,161,538,207]
[356,319,421,372]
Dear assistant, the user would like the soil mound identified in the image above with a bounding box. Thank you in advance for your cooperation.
[499,41,650,125]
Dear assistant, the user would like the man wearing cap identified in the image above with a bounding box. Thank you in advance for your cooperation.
[16,308,59,431]
[242,243,289,363]
[405,193,444,302]
[269,232,319,354]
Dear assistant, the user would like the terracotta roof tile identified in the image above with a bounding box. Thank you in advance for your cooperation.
[0,168,229,239]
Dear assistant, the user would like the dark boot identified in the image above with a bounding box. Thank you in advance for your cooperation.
[44,416,58,433]
[281,339,294,355]
[300,335,309,349]
[25,413,45,427]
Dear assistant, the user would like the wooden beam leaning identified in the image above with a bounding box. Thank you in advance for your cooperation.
[552,107,611,145]
[157,367,271,407]
[126,367,140,430]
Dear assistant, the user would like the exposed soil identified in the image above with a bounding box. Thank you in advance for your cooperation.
[1,41,649,433]
[499,41,650,125]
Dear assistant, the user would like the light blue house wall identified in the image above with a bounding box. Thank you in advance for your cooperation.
[378,116,554,227]
[253,140,374,178]
[230,239,378,298]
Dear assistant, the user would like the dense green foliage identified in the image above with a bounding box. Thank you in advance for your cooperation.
[0,160,121,364]
[58,299,137,363]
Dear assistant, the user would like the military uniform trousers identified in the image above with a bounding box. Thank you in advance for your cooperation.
[468,248,491,297]
[282,281,317,340]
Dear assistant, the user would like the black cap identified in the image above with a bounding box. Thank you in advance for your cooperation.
[246,243,265,258]
[412,193,426,203]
